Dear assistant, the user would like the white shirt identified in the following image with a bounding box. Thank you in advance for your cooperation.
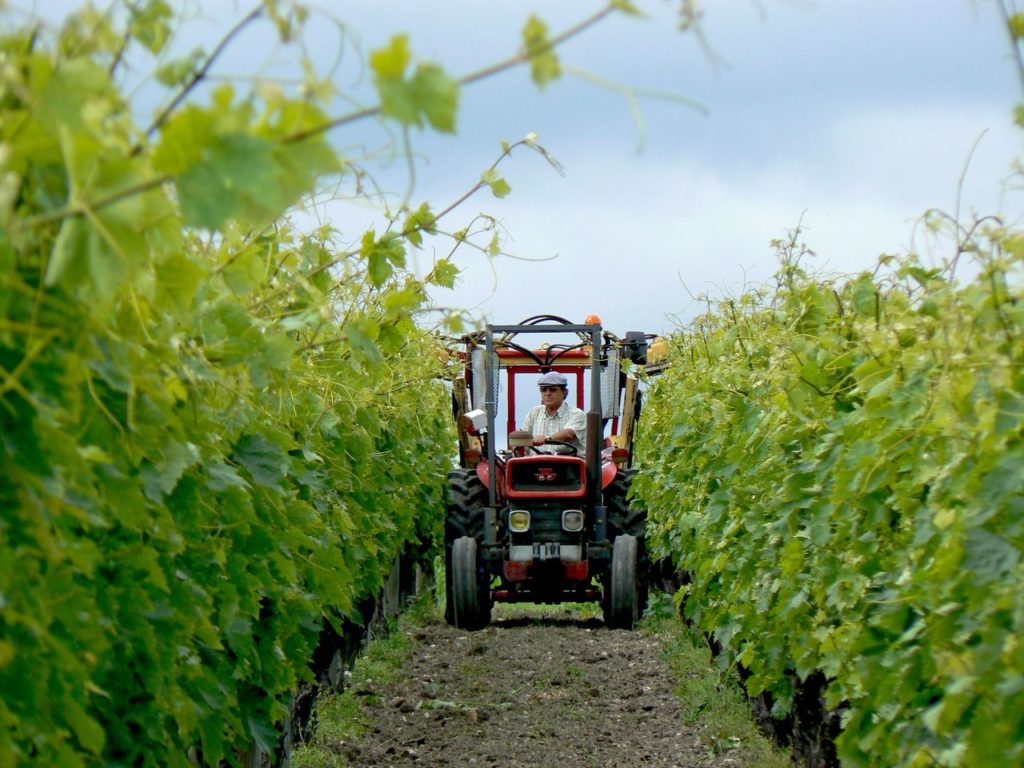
[522,400,587,455]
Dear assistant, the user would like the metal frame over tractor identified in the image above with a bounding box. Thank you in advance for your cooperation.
[444,315,662,630]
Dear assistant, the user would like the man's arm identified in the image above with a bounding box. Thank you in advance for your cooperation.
[533,426,575,448]
[545,408,586,445]
[547,426,578,443]
[557,408,587,449]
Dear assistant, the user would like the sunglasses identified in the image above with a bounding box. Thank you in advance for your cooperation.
[539,386,563,393]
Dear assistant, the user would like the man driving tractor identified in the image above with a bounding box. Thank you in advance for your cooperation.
[521,371,586,455]
[445,317,654,630]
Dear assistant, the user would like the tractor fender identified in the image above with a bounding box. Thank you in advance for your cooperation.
[473,460,501,489]
[600,459,618,489]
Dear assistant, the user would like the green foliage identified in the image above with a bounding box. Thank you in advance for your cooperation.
[0,7,456,768]
[1008,12,1024,40]
[128,0,174,54]
[480,168,512,198]
[522,15,561,89]
[370,35,459,132]
[635,237,1024,767]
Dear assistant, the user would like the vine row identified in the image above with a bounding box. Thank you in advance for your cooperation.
[635,232,1023,766]
[0,5,459,766]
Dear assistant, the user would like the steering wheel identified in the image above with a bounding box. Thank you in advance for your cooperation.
[529,439,577,456]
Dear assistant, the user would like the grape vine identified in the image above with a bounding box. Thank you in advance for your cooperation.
[635,228,1024,766]
[0,4,462,766]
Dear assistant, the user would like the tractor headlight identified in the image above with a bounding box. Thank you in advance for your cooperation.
[562,509,584,533]
[509,509,531,533]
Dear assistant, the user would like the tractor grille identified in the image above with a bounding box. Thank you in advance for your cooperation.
[507,460,583,493]
[507,503,576,545]
[529,507,565,539]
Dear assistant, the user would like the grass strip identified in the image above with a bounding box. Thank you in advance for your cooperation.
[641,594,790,767]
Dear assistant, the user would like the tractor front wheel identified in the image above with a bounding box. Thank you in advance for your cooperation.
[605,469,649,614]
[605,534,640,630]
[451,536,491,631]
[445,469,487,625]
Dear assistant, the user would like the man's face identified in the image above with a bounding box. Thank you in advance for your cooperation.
[540,385,565,410]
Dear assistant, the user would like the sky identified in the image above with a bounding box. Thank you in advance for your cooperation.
[303,0,1023,338]
[13,0,1024,338]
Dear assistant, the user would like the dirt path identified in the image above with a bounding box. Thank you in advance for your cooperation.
[336,606,743,768]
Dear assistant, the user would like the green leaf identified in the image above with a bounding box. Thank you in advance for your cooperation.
[45,216,89,287]
[0,638,14,669]
[154,47,205,87]
[481,169,511,198]
[369,34,411,79]
[610,0,642,14]
[372,37,419,126]
[367,247,392,288]
[362,231,406,287]
[430,258,459,289]
[154,253,204,315]
[64,699,105,755]
[86,215,136,301]
[37,59,109,132]
[410,63,458,132]
[129,0,173,54]
[370,35,459,131]
[491,178,511,198]
[248,715,279,754]
[176,133,281,229]
[401,202,436,246]
[157,99,337,231]
[1009,12,1024,39]
[264,0,308,42]
[897,263,942,287]
[141,440,198,500]
[963,528,1020,582]
[232,434,289,490]
[152,104,212,174]
[851,273,876,317]
[271,133,341,199]
[522,15,561,88]
[262,333,295,371]
[206,463,249,492]
[378,322,405,354]
[346,319,383,365]
[249,332,296,386]
[221,247,266,296]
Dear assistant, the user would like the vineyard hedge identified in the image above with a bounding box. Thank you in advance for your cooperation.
[635,236,1024,766]
[0,6,457,767]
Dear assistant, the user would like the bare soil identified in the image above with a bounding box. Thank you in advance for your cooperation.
[334,606,746,768]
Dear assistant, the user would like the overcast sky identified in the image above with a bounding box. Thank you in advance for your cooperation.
[18,0,1024,337]
[303,0,1022,336]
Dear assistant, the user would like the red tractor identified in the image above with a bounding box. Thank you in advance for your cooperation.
[444,316,661,630]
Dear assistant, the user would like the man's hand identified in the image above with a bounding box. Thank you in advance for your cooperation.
[532,435,547,446]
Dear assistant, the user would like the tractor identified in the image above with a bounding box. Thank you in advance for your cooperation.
[444,315,664,630]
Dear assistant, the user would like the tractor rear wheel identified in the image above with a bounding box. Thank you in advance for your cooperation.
[605,534,640,630]
[445,469,487,625]
[450,536,491,630]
